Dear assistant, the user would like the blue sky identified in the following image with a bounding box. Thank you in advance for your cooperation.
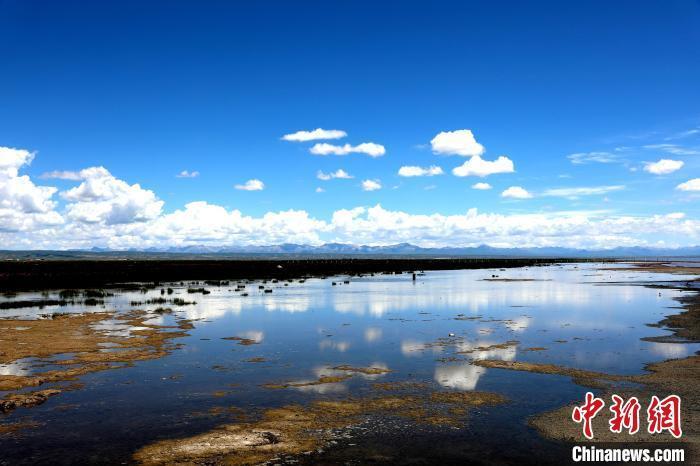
[1,1,699,249]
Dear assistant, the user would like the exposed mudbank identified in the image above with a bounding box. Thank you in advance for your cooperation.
[133,390,507,465]
[0,310,189,403]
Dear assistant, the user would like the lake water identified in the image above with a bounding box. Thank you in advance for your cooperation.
[0,263,697,465]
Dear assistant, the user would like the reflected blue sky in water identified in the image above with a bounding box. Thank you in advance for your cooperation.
[1,263,698,463]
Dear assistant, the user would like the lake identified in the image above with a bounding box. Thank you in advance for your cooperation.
[0,262,697,465]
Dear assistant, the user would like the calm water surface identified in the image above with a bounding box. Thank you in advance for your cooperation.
[0,263,697,465]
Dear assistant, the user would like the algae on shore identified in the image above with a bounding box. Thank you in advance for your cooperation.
[134,389,507,465]
[0,310,189,403]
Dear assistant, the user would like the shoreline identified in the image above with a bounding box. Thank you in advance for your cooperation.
[0,257,599,291]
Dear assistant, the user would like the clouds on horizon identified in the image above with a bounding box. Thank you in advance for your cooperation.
[2,143,699,250]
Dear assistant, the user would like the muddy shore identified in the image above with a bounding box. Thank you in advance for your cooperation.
[0,257,597,291]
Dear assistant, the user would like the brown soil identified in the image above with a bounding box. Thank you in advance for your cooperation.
[471,360,630,388]
[134,390,506,465]
[331,365,392,375]
[602,263,700,276]
[644,296,700,343]
[0,311,188,399]
[222,337,258,346]
[0,389,61,413]
[371,381,428,392]
[244,357,267,363]
[262,375,352,390]
[455,341,519,354]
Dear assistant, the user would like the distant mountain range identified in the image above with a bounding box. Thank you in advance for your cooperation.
[75,242,700,258]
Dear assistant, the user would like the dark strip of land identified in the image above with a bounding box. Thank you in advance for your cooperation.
[0,258,598,291]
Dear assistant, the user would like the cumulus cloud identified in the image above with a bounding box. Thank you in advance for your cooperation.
[542,185,625,199]
[643,159,684,175]
[176,170,200,178]
[430,129,485,156]
[501,186,532,199]
[234,179,265,191]
[567,151,620,164]
[398,165,444,177]
[315,187,325,193]
[3,150,700,250]
[317,169,353,180]
[282,128,347,142]
[361,179,382,191]
[40,170,82,181]
[676,179,700,192]
[452,155,514,177]
[472,182,492,190]
[61,167,164,225]
[0,146,63,231]
[310,142,385,157]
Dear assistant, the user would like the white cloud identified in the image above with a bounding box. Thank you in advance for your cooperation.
[62,167,164,224]
[317,169,353,180]
[644,144,700,156]
[472,182,492,190]
[0,146,35,177]
[542,185,625,199]
[665,128,700,141]
[3,149,700,250]
[501,186,532,199]
[282,128,347,142]
[452,155,514,177]
[310,142,385,157]
[567,151,620,164]
[643,159,684,175]
[676,178,700,192]
[398,165,443,177]
[176,170,200,178]
[40,170,82,181]
[234,179,265,191]
[430,129,485,157]
[361,179,382,191]
[315,187,325,193]
[0,146,63,231]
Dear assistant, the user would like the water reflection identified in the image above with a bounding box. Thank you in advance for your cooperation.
[364,327,382,343]
[434,364,486,391]
[1,263,699,464]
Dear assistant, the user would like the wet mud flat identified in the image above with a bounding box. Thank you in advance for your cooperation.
[0,257,593,291]
[0,261,698,465]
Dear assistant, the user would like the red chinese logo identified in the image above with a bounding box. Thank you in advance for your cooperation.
[647,395,682,438]
[609,394,641,435]
[572,393,682,439]
[572,392,605,440]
